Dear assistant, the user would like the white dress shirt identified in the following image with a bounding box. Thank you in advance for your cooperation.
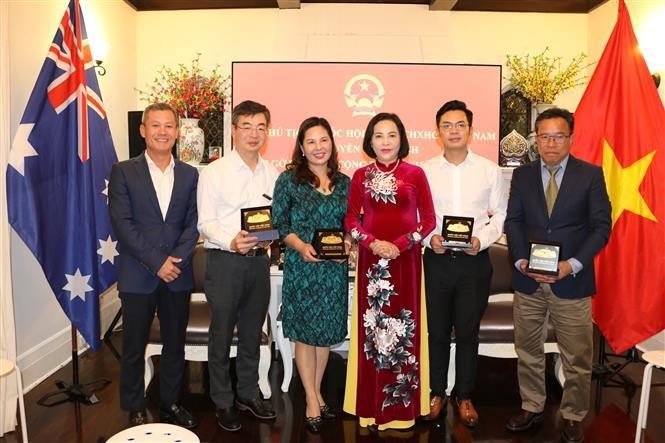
[197,149,279,251]
[422,150,507,251]
[145,152,175,221]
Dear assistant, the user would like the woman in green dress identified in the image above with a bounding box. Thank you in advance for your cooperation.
[272,116,350,433]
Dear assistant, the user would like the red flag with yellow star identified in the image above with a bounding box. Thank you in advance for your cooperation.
[571,0,665,353]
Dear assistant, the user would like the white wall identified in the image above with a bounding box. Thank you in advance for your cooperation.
[135,5,589,111]
[6,0,663,389]
[7,0,136,389]
[589,0,665,104]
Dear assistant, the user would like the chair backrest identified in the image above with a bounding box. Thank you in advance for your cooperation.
[192,244,207,293]
[488,242,513,295]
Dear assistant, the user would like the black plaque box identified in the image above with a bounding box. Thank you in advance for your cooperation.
[241,205,279,242]
[312,229,347,259]
[526,241,561,276]
[442,215,474,249]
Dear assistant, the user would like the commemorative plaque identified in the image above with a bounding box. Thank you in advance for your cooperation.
[526,241,561,276]
[442,216,474,249]
[312,229,347,259]
[240,205,279,242]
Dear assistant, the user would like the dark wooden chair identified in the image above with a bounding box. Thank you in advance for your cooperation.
[144,244,273,398]
[445,241,562,394]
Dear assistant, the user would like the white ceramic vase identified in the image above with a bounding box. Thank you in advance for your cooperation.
[531,103,556,131]
[178,118,204,164]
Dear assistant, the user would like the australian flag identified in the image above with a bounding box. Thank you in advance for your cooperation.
[6,0,118,351]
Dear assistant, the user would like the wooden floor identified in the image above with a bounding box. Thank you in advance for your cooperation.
[1,331,664,443]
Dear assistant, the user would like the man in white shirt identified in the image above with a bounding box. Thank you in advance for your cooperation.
[422,100,507,427]
[109,103,199,428]
[197,100,279,432]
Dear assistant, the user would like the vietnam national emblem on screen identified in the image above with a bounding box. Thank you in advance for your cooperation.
[344,74,385,116]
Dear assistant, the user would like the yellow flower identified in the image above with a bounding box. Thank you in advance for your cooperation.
[505,48,592,104]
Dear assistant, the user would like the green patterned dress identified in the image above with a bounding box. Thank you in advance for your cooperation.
[272,170,350,346]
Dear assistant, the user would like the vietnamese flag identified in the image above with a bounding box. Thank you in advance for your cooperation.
[571,0,665,353]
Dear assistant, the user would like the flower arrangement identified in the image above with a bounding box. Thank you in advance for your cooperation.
[137,54,230,119]
[505,48,591,104]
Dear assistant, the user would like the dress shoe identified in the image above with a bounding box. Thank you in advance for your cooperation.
[456,398,479,427]
[305,415,323,433]
[159,403,198,429]
[236,397,277,420]
[216,407,241,432]
[505,409,544,432]
[423,395,447,421]
[128,410,147,427]
[320,404,337,420]
[561,419,584,443]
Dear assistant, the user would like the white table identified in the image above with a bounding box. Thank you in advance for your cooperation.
[634,330,665,443]
[107,423,199,443]
[270,267,354,392]
[0,359,28,443]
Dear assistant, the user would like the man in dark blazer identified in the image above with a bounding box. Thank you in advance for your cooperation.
[109,103,199,428]
[504,108,611,443]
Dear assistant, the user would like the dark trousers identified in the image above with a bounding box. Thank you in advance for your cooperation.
[119,284,191,412]
[205,250,270,409]
[424,248,492,399]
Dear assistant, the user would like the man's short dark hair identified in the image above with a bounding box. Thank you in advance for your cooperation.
[435,100,473,127]
[142,102,178,126]
[232,100,271,126]
[535,107,574,134]
[362,113,410,160]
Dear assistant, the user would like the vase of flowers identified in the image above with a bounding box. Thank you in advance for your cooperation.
[137,54,230,164]
[505,47,591,105]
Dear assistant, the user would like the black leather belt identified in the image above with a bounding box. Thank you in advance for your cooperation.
[245,248,268,257]
[441,248,488,259]
[217,248,267,257]
[443,249,463,259]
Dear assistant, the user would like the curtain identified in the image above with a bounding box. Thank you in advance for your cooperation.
[0,0,19,435]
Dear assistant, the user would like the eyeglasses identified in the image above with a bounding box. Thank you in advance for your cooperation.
[439,121,469,131]
[234,124,267,134]
[536,133,571,144]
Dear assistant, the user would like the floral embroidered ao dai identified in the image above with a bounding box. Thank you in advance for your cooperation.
[343,160,436,430]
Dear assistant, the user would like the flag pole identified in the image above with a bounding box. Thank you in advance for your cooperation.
[36,326,110,407]
[592,333,639,388]
[7,0,119,407]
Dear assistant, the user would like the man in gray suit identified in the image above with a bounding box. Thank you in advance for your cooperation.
[109,103,198,428]
[504,108,611,443]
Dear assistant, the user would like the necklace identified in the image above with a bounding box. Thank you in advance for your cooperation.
[316,177,332,194]
[374,159,400,175]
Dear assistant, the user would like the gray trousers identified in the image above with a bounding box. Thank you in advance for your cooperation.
[514,284,592,421]
[205,249,270,409]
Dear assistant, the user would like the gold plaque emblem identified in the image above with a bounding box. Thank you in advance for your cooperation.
[247,212,270,224]
[447,222,471,233]
[321,234,343,244]
[532,247,557,259]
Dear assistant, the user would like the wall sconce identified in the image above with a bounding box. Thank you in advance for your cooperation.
[94,60,106,76]
[90,35,109,77]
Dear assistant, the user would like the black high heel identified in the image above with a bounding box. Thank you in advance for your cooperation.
[320,404,337,420]
[305,415,323,433]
